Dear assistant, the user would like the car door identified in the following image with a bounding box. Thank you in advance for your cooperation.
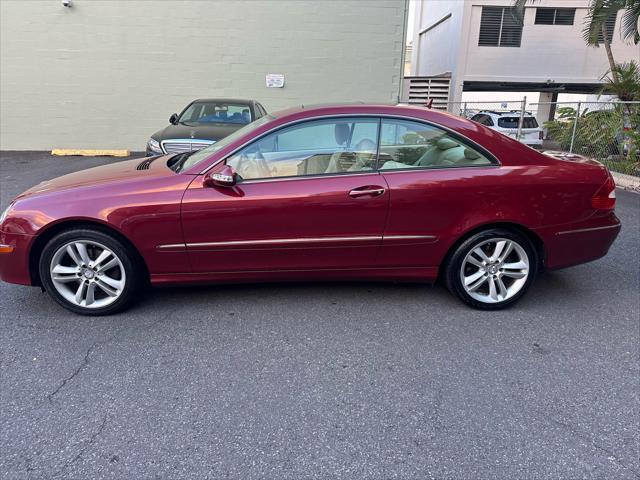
[180,117,389,273]
[375,117,499,268]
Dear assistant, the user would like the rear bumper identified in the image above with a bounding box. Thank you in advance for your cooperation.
[535,213,621,270]
[0,230,34,286]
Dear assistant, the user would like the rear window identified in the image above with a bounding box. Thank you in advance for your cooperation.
[497,117,539,129]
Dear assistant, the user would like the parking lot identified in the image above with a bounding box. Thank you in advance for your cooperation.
[0,151,638,479]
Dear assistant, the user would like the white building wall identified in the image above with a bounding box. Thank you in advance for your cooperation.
[0,0,407,150]
[412,0,640,104]
[460,0,639,84]
[411,0,465,78]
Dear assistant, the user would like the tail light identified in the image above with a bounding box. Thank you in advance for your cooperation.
[539,131,544,140]
[591,175,616,210]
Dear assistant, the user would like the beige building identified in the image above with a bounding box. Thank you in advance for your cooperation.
[0,0,408,150]
[409,0,639,105]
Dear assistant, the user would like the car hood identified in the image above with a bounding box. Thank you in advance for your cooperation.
[154,122,242,142]
[17,157,167,198]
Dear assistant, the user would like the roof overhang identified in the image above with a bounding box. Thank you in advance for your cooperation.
[463,81,603,94]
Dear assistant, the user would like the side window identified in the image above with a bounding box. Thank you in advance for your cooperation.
[226,118,379,180]
[477,114,494,127]
[378,119,494,170]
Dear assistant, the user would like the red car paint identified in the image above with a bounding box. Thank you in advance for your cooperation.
[0,104,621,288]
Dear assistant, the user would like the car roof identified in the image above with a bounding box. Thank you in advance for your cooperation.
[270,102,454,120]
[477,110,536,117]
[191,98,258,105]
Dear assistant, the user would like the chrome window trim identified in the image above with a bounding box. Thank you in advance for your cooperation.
[556,224,620,235]
[235,171,381,185]
[377,164,501,175]
[157,234,437,251]
[198,113,501,175]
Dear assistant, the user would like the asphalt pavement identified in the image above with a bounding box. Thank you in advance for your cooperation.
[1,151,639,479]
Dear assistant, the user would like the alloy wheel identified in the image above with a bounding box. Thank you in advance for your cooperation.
[459,237,530,304]
[49,240,126,309]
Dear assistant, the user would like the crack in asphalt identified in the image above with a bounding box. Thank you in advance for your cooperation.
[52,414,108,478]
[546,416,640,479]
[46,341,101,404]
[45,305,178,405]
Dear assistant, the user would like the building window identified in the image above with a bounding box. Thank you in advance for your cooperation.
[535,8,576,25]
[596,14,617,43]
[478,7,523,47]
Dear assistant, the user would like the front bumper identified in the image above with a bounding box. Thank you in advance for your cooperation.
[0,230,34,285]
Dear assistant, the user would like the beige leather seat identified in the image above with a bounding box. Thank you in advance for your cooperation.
[325,128,377,174]
[414,138,462,167]
[457,148,488,165]
[324,123,352,174]
[228,154,271,180]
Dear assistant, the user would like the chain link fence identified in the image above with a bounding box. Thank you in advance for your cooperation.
[446,98,640,177]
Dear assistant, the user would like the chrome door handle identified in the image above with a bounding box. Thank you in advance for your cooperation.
[349,187,385,198]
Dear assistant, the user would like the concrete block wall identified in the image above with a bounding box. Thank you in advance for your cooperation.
[0,0,407,150]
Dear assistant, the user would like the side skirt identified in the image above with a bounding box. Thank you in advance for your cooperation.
[150,266,438,287]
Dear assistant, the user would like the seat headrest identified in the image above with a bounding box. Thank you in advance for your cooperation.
[464,148,481,160]
[356,138,376,152]
[436,138,459,150]
[335,123,350,145]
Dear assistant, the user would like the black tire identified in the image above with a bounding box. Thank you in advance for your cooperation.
[444,228,538,310]
[38,228,141,315]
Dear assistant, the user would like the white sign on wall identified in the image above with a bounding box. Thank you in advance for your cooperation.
[266,74,285,88]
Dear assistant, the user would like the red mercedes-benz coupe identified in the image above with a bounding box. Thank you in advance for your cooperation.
[0,104,620,315]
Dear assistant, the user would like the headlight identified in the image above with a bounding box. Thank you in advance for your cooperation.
[0,202,14,226]
[147,138,163,153]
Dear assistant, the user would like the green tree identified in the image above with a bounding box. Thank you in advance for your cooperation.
[600,60,640,101]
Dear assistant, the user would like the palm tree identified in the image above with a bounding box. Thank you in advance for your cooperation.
[600,60,640,101]
[583,0,640,81]
[513,0,640,81]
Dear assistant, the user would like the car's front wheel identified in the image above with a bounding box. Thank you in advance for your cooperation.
[445,228,538,310]
[39,228,140,315]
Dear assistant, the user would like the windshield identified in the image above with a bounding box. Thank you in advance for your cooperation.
[179,101,253,125]
[175,115,274,172]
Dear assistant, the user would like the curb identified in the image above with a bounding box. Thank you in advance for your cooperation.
[612,171,640,193]
[51,149,130,157]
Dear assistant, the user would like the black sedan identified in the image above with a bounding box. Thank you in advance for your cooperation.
[146,98,268,155]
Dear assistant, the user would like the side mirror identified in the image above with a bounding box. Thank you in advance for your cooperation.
[169,113,179,125]
[204,165,237,188]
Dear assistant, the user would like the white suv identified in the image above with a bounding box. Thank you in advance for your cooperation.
[470,111,543,148]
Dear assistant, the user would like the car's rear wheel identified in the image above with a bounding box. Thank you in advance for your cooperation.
[445,228,538,310]
[39,228,140,315]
